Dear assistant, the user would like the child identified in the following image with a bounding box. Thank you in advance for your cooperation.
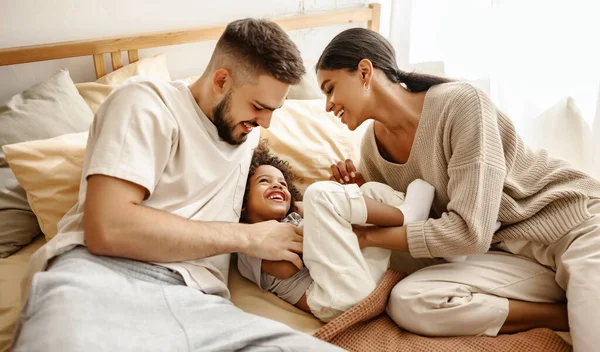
[237,142,435,322]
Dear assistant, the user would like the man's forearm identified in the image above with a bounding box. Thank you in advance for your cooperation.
[85,201,251,263]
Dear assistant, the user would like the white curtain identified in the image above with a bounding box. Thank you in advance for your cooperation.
[395,0,600,178]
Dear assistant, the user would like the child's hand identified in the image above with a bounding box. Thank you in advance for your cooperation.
[330,159,365,186]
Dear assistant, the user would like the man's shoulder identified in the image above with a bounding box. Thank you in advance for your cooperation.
[96,77,188,120]
[109,76,182,100]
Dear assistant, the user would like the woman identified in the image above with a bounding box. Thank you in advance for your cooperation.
[317,27,600,351]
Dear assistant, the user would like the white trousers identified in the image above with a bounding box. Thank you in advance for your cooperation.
[302,181,405,322]
[387,198,600,352]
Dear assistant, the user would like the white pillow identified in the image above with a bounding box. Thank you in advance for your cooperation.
[531,96,593,171]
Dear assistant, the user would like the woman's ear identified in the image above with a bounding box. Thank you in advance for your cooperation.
[357,59,374,86]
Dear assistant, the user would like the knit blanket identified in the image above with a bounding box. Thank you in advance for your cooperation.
[314,269,572,352]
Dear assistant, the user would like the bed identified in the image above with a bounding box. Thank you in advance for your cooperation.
[0,4,380,351]
[0,3,573,351]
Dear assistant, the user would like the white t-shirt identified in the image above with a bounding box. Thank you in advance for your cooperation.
[21,77,259,302]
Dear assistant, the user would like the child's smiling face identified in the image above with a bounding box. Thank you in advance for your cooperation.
[244,165,292,224]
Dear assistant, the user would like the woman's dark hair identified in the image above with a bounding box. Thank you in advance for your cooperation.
[317,28,451,92]
[242,140,302,220]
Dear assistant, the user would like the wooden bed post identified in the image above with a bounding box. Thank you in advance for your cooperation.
[128,50,139,64]
[111,51,123,71]
[92,54,107,79]
[368,3,381,32]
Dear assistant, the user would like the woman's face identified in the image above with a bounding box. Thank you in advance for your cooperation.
[243,165,292,224]
[316,67,370,131]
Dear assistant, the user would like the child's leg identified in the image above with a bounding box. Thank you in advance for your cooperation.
[302,181,375,322]
[302,181,398,322]
[360,181,406,207]
[358,182,409,286]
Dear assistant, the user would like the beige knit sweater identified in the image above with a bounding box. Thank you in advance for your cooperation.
[359,82,600,258]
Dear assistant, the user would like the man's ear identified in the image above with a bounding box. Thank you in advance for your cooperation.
[212,68,231,95]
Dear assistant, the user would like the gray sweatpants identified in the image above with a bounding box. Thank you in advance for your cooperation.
[12,247,344,352]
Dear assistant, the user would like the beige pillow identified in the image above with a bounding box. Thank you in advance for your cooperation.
[3,132,88,240]
[288,57,323,100]
[76,53,171,114]
[0,69,93,257]
[261,99,367,194]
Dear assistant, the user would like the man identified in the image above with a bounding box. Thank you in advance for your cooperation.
[13,19,342,351]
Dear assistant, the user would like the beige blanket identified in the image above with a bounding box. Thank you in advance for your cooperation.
[315,270,572,352]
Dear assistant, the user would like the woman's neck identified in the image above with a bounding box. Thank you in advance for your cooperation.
[369,79,427,137]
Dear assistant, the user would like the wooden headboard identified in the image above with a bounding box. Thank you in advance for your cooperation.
[0,4,380,79]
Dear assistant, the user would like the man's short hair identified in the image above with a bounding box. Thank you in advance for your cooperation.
[213,18,305,85]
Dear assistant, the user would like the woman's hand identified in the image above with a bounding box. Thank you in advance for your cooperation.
[330,159,365,186]
[353,225,373,249]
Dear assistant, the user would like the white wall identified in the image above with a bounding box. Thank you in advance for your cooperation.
[0,0,391,104]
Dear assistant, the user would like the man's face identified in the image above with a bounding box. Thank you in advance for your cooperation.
[212,75,289,145]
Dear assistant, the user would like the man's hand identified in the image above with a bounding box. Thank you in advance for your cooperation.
[244,221,304,269]
[330,159,365,186]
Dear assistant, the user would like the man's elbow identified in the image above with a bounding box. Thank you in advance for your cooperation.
[84,217,116,256]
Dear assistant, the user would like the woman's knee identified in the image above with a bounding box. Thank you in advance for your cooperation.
[386,280,445,336]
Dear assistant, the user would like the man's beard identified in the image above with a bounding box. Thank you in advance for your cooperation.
[211,92,248,145]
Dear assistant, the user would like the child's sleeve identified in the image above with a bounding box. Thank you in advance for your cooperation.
[261,268,313,305]
[236,253,264,288]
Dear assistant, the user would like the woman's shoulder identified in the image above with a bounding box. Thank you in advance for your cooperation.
[429,81,485,102]
[427,81,493,119]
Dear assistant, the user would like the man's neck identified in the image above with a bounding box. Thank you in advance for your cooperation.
[188,76,214,121]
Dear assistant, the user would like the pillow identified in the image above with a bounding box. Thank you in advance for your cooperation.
[3,132,88,241]
[0,69,93,257]
[76,53,171,114]
[288,57,323,100]
[261,99,368,194]
[530,96,594,172]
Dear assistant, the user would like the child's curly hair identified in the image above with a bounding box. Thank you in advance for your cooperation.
[242,140,302,218]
